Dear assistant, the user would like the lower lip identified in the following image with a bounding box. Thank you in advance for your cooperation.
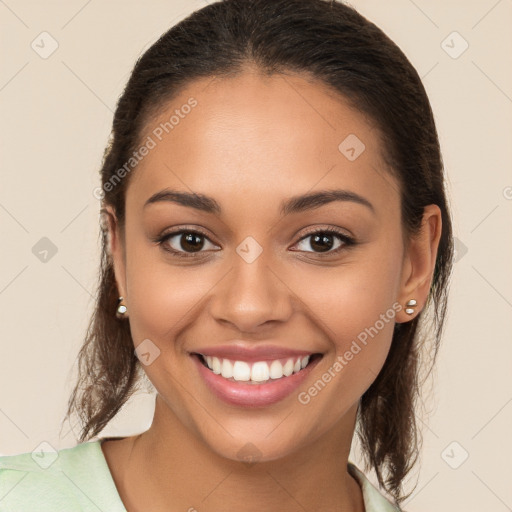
[191,354,321,408]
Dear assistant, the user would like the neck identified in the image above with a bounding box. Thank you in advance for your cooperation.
[113,395,364,512]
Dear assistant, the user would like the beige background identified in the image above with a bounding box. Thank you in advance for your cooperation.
[1,0,511,510]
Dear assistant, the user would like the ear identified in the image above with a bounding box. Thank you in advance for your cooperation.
[395,204,442,323]
[102,204,128,301]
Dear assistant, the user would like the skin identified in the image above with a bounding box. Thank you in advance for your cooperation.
[102,65,442,512]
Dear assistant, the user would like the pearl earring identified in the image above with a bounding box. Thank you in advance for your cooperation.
[116,296,128,318]
[405,299,417,315]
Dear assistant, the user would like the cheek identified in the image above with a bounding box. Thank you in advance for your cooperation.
[295,268,396,380]
[124,243,211,347]
[286,242,402,392]
[288,243,403,338]
[292,263,400,419]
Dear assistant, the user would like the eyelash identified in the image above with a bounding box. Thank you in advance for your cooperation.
[155,227,356,259]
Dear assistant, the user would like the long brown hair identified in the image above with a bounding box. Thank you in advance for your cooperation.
[63,0,454,506]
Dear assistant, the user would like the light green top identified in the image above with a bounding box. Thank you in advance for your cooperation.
[0,440,400,511]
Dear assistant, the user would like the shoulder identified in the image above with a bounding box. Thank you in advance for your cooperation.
[348,462,402,512]
[0,441,125,512]
[0,445,83,511]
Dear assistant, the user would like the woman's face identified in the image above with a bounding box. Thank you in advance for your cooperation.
[107,68,430,462]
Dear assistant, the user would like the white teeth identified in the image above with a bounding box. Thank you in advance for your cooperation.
[269,360,284,379]
[221,358,233,379]
[251,361,270,382]
[212,357,221,374]
[232,361,251,381]
[201,354,313,383]
[283,359,294,377]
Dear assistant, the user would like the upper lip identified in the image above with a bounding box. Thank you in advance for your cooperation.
[191,343,320,362]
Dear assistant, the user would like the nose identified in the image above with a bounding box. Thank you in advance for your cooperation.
[209,250,294,333]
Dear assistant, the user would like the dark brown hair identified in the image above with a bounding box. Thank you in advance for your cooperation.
[63,0,453,506]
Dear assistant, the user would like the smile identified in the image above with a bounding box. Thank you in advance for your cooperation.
[190,350,323,407]
[198,354,315,384]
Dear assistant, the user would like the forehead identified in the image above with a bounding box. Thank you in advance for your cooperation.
[127,69,399,219]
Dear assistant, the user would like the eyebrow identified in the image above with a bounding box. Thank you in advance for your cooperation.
[143,188,375,216]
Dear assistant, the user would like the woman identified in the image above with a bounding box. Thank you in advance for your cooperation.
[0,0,453,510]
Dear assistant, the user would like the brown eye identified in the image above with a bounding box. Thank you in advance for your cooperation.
[307,233,337,252]
[178,232,205,252]
[158,230,219,257]
[293,229,355,255]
